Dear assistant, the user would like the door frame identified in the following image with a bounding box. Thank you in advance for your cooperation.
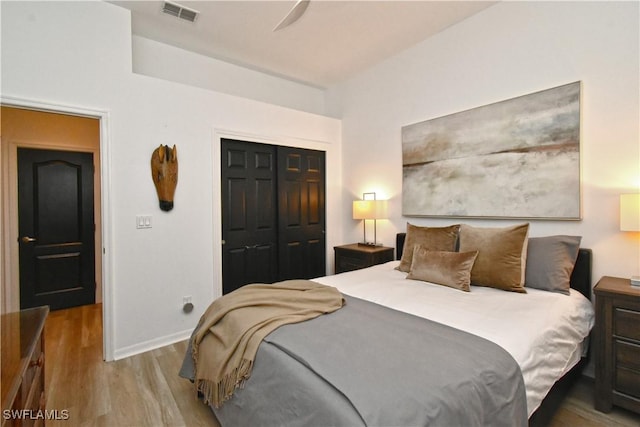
[1,96,114,361]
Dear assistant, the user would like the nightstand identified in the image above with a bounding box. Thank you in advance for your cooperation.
[594,276,640,414]
[334,244,394,274]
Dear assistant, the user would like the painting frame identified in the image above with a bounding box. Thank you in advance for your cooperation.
[401,81,582,220]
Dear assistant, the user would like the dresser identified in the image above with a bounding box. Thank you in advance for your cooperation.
[334,243,394,274]
[1,306,49,427]
[594,276,640,414]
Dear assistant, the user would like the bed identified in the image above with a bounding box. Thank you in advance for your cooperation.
[181,226,595,426]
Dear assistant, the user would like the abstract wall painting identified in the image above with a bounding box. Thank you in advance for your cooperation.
[401,82,581,219]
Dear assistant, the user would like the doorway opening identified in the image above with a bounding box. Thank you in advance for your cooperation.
[1,104,108,358]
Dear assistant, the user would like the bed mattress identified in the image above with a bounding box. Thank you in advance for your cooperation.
[314,260,595,416]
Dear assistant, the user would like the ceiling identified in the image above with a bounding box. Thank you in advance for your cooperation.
[109,1,497,88]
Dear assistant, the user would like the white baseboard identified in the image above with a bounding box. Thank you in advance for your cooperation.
[112,329,193,361]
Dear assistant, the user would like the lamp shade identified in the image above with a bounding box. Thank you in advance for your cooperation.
[620,194,640,231]
[353,200,388,220]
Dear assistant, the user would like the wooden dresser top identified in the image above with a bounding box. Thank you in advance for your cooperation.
[1,306,48,412]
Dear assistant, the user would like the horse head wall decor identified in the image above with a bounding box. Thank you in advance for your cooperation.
[151,144,178,211]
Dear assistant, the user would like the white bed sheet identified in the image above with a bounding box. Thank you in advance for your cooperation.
[314,260,595,416]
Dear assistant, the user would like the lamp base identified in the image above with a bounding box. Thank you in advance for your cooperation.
[358,242,382,247]
[631,276,640,287]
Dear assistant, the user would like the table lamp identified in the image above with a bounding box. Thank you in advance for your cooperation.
[620,193,640,286]
[353,192,387,246]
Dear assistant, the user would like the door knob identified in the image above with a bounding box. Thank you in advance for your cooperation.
[20,236,36,243]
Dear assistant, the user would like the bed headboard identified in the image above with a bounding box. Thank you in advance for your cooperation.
[395,233,592,300]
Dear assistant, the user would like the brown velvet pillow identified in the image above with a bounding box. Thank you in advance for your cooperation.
[458,223,530,293]
[407,247,478,292]
[396,223,460,272]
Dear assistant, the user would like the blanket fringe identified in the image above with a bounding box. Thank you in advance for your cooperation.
[196,358,254,408]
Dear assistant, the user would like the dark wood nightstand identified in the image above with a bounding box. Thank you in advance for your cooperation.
[594,276,640,414]
[334,244,394,274]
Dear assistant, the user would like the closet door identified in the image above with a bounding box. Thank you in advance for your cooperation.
[277,147,326,280]
[221,139,278,294]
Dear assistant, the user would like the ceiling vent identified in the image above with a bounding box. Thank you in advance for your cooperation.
[162,1,198,23]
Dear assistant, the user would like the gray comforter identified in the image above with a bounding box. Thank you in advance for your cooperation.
[181,295,527,426]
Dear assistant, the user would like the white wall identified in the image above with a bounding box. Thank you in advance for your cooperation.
[326,1,640,284]
[132,35,326,115]
[1,1,342,360]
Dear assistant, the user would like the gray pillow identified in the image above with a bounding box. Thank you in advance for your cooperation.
[525,235,582,295]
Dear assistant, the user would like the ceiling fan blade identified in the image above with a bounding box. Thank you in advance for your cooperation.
[273,0,310,31]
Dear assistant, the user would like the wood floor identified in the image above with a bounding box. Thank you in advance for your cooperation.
[44,303,218,427]
[44,303,640,426]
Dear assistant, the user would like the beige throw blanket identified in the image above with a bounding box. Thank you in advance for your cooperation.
[192,280,344,407]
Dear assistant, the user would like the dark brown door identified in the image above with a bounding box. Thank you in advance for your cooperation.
[277,147,326,280]
[18,148,96,310]
[221,139,278,294]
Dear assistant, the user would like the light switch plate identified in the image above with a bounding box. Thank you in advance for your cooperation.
[136,215,152,229]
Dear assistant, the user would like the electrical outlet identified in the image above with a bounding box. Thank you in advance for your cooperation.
[182,295,194,313]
